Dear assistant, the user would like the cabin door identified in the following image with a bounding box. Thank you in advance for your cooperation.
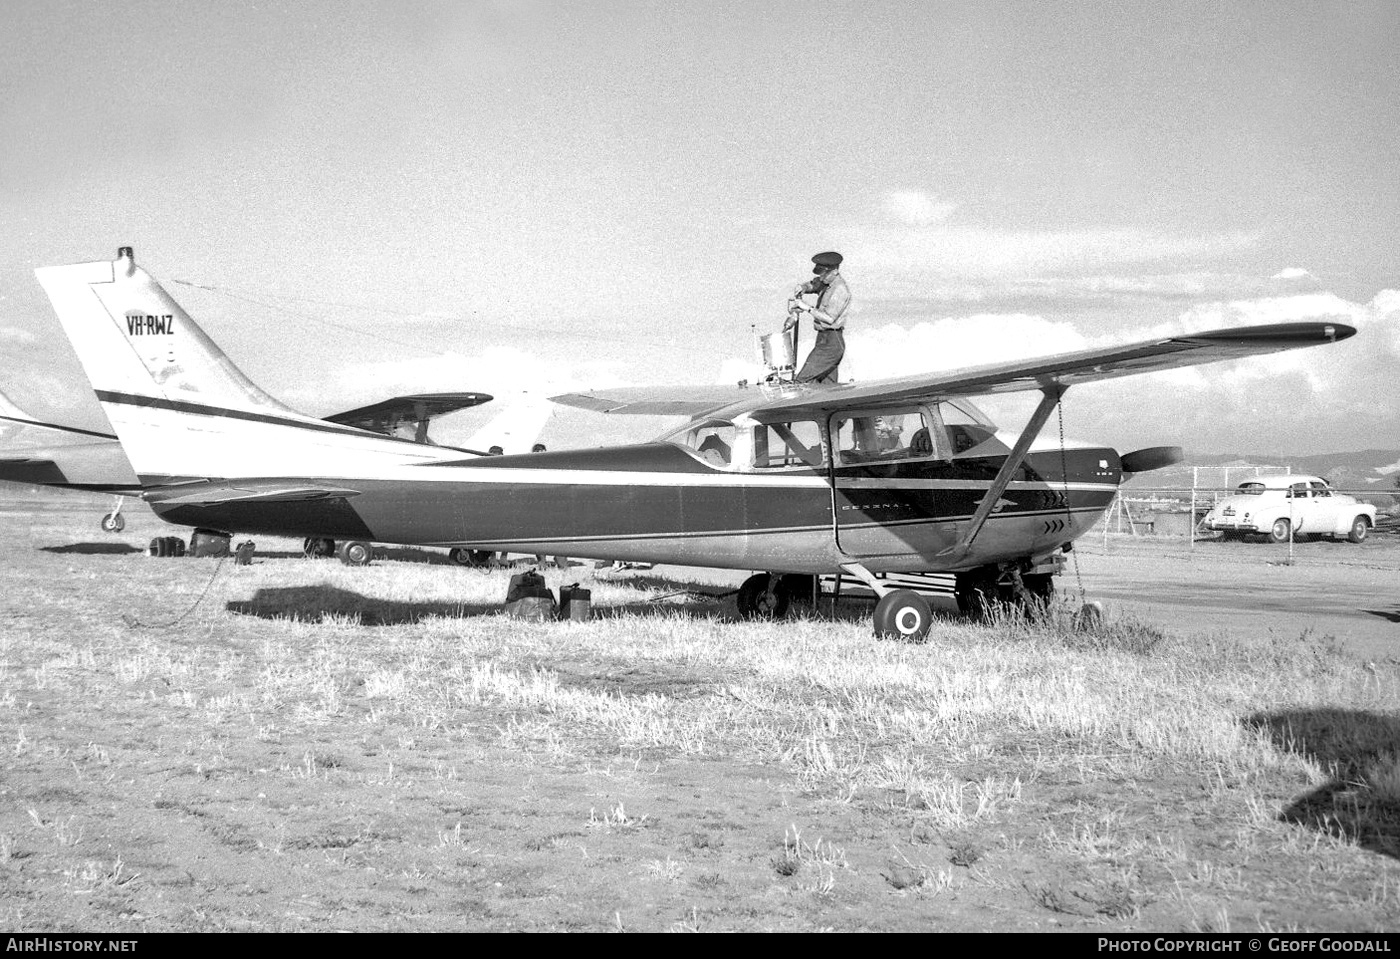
[829,406,946,560]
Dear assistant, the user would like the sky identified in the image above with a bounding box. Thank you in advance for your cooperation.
[1,0,1397,457]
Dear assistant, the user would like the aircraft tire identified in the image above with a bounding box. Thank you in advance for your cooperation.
[101,512,125,533]
[1020,573,1055,614]
[954,567,1000,620]
[737,573,789,620]
[873,589,932,642]
[338,540,373,566]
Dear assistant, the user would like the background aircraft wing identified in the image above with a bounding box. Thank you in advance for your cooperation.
[322,392,493,438]
[547,384,753,417]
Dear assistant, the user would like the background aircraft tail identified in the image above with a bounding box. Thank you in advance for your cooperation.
[36,248,453,483]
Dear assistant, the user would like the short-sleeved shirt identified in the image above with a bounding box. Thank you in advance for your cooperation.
[798,272,851,331]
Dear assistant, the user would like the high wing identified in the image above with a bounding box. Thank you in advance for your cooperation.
[550,322,1354,420]
[322,392,492,442]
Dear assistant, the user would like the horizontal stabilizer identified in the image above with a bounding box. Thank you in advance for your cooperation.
[144,481,362,507]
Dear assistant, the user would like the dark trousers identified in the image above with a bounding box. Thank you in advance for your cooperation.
[795,329,844,384]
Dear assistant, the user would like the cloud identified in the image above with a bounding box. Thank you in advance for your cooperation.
[0,327,36,344]
[883,191,959,227]
[846,226,1261,280]
[1272,267,1313,281]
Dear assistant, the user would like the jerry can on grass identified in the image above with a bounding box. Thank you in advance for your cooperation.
[558,583,591,621]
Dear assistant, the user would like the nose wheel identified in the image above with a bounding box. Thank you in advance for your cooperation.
[872,590,932,642]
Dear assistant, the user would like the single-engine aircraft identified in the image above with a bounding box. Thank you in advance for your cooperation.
[36,248,1355,639]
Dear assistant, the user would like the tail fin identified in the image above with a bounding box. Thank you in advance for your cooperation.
[36,248,446,483]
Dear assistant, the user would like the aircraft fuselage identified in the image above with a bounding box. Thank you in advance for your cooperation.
[148,441,1120,574]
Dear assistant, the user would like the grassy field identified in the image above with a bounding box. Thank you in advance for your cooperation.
[1,494,1398,932]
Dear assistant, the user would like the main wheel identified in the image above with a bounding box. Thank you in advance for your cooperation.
[1347,516,1371,544]
[954,567,1001,620]
[1020,573,1055,610]
[448,547,474,566]
[873,589,932,642]
[100,512,125,533]
[337,540,373,566]
[736,573,790,620]
[1268,518,1292,543]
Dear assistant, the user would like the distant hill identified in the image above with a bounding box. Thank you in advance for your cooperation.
[1124,449,1400,496]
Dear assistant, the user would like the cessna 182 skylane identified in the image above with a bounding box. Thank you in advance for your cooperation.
[37,248,1354,639]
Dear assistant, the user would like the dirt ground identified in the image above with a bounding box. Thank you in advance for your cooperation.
[2,494,1397,933]
[1068,533,1400,663]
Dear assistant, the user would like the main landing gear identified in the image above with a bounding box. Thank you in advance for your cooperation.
[735,560,1059,643]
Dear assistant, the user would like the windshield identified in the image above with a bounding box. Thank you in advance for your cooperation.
[662,419,737,467]
[1236,483,1265,494]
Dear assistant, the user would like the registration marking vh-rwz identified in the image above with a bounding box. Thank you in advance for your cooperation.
[36,248,1354,639]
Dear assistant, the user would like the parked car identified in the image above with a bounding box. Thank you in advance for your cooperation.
[1201,474,1376,543]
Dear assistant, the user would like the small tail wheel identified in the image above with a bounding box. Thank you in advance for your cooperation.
[737,573,790,620]
[873,589,933,642]
[337,540,373,566]
[448,547,474,566]
[1348,516,1370,543]
[101,512,125,533]
[1268,518,1292,543]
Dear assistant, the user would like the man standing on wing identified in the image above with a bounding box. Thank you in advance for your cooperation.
[785,250,851,384]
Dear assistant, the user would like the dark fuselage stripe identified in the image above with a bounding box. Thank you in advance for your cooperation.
[0,414,118,440]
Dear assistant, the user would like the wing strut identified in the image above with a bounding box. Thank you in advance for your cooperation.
[940,385,1067,557]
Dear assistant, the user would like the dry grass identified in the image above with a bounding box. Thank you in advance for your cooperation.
[1,493,1398,931]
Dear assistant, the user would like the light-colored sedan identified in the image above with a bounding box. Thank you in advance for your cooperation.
[1201,474,1376,543]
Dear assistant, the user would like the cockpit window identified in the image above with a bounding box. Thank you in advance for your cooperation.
[752,419,825,469]
[665,420,738,468]
[936,400,997,455]
[832,409,935,465]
